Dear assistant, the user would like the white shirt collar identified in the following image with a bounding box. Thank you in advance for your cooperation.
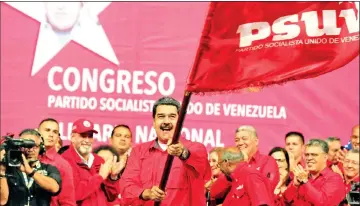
[75,149,95,168]
[157,141,168,151]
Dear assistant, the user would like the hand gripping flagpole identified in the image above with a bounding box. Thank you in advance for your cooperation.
[154,91,192,206]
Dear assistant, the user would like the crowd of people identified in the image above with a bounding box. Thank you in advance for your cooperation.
[0,96,359,206]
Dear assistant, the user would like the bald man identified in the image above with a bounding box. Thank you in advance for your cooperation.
[351,125,359,150]
[337,125,360,163]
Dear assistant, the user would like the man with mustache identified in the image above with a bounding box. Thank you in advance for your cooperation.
[121,96,211,206]
[283,139,346,205]
[61,119,122,206]
[38,118,76,206]
[0,129,61,206]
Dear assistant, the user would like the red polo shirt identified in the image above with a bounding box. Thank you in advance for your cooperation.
[217,162,274,206]
[62,145,120,206]
[40,147,76,206]
[120,138,211,206]
[209,174,232,201]
[248,151,280,192]
[284,167,346,205]
[327,160,345,174]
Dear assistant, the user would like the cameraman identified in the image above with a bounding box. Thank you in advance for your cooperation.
[0,129,62,206]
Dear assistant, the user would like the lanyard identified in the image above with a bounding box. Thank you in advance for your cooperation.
[22,161,41,206]
[22,172,34,189]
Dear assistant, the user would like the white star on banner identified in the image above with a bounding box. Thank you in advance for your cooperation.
[5,2,119,76]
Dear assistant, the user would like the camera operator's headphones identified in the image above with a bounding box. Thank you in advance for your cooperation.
[33,130,46,155]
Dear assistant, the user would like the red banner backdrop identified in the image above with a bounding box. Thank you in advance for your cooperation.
[1,2,359,153]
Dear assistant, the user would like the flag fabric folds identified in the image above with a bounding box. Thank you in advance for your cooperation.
[186,2,359,94]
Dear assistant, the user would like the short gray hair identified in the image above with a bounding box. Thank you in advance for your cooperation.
[152,96,180,119]
[219,147,245,163]
[235,125,258,138]
[306,139,329,153]
[325,136,341,143]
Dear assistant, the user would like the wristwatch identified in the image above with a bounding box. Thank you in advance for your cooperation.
[28,169,37,178]
[179,148,190,160]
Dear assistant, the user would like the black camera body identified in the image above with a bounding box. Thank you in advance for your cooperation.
[346,182,360,206]
[0,136,36,167]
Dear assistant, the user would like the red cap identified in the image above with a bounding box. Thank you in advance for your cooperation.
[72,119,98,134]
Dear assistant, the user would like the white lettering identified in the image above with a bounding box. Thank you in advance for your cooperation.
[48,66,63,91]
[48,67,176,96]
[237,22,271,47]
[135,126,224,147]
[272,14,300,41]
[237,6,359,47]
[222,104,287,119]
[63,67,81,92]
[99,69,115,93]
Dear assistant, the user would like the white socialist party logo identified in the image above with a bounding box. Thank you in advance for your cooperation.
[5,2,119,76]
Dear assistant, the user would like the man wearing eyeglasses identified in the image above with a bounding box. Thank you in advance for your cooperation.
[0,129,61,206]
[339,149,360,206]
[61,119,122,206]
[283,139,346,205]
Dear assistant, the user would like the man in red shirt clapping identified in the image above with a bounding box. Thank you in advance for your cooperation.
[284,139,346,205]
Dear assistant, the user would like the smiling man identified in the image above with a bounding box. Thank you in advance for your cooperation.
[284,139,346,205]
[121,96,211,206]
[234,125,279,191]
[61,119,121,206]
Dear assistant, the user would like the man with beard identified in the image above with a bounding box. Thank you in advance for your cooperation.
[283,139,346,205]
[38,118,76,206]
[210,147,274,206]
[0,129,61,206]
[61,119,122,206]
[121,96,211,206]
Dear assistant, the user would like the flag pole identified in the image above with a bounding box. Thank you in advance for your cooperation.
[154,91,192,206]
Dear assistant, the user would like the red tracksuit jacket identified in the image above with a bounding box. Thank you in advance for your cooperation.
[62,145,120,206]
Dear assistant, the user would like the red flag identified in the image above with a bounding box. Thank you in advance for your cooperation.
[186,2,359,94]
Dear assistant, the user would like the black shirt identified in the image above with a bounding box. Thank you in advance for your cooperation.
[5,161,62,206]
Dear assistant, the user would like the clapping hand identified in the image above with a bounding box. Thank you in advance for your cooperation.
[293,164,308,185]
[110,155,127,177]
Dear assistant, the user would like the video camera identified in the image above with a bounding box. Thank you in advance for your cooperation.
[0,136,36,167]
[346,182,360,206]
